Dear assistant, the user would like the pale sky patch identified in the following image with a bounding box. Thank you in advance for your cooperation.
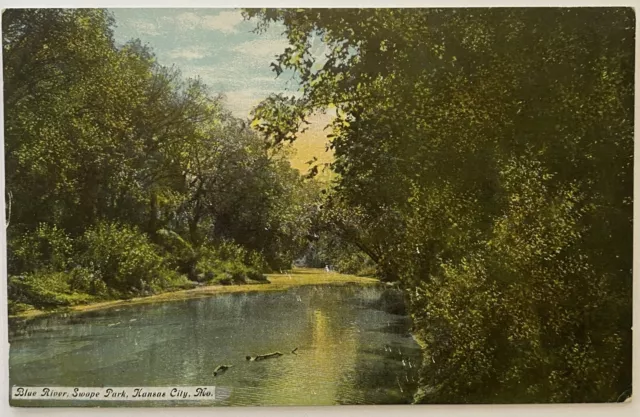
[175,10,244,33]
[222,89,270,118]
[166,46,211,60]
[127,18,162,36]
[232,38,291,59]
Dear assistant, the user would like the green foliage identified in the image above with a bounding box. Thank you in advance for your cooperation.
[78,222,168,297]
[7,301,33,316]
[303,229,377,277]
[155,228,197,277]
[335,252,376,277]
[68,266,109,297]
[8,271,97,311]
[196,242,267,284]
[8,223,73,274]
[4,9,318,312]
[246,7,633,403]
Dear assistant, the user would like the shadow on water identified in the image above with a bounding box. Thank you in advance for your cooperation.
[9,284,422,407]
[360,287,408,316]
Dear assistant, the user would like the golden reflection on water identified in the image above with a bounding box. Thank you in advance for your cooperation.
[308,308,359,404]
[233,305,360,406]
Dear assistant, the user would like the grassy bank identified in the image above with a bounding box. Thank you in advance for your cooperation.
[10,268,379,319]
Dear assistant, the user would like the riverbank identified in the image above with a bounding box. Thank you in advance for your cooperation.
[10,268,380,319]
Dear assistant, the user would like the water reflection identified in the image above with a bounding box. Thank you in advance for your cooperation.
[10,285,421,406]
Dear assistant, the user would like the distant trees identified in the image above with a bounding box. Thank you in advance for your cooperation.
[4,9,318,313]
[245,8,634,402]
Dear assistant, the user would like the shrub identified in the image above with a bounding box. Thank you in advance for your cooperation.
[8,301,33,316]
[246,269,269,282]
[335,251,376,276]
[155,228,197,278]
[78,222,168,297]
[196,242,267,284]
[8,224,73,274]
[247,250,270,274]
[8,272,96,310]
[211,272,234,286]
[68,266,109,297]
[355,264,377,277]
[153,268,196,291]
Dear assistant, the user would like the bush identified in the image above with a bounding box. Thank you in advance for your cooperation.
[155,228,197,278]
[335,251,377,277]
[8,224,73,274]
[8,301,33,316]
[196,242,267,284]
[8,272,96,311]
[6,221,268,313]
[68,266,109,297]
[355,264,377,277]
[7,223,198,312]
[78,222,169,297]
[154,269,196,291]
[246,269,269,282]
[247,250,270,274]
[211,272,234,286]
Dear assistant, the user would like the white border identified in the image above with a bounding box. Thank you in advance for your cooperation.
[0,1,637,416]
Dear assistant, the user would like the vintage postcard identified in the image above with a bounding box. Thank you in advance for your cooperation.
[2,6,634,408]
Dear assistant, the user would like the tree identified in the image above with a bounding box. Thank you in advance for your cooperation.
[4,8,319,310]
[244,7,634,402]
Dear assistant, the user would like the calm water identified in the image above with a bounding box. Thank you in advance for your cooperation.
[9,284,422,407]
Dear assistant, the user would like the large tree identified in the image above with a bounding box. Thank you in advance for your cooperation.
[245,8,634,402]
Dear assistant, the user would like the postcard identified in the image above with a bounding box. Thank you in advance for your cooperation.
[2,6,634,408]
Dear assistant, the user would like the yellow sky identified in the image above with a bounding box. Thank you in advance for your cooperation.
[287,111,335,180]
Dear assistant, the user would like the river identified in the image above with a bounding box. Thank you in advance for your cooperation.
[9,283,422,407]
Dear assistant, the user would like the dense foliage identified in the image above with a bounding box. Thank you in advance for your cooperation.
[4,9,318,314]
[244,8,634,403]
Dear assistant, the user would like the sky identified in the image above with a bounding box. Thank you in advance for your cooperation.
[109,8,300,119]
[108,8,335,174]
